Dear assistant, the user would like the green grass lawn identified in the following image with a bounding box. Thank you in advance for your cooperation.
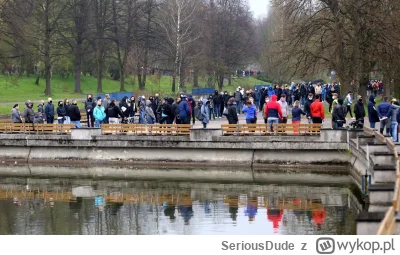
[0,74,266,114]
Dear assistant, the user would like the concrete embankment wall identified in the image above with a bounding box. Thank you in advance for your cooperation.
[0,129,352,163]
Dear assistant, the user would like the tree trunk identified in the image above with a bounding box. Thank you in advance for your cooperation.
[193,68,199,88]
[218,74,224,91]
[228,75,232,86]
[74,42,82,93]
[172,75,176,93]
[96,52,103,93]
[138,72,144,90]
[44,0,51,95]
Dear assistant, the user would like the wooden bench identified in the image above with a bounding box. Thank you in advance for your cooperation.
[101,124,192,136]
[0,119,11,123]
[273,123,322,136]
[0,123,74,134]
[221,124,322,136]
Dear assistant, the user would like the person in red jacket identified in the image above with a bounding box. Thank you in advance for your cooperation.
[265,95,283,131]
[310,94,325,123]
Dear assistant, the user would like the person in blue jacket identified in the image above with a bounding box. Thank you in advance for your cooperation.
[178,95,191,124]
[367,95,380,129]
[242,100,257,124]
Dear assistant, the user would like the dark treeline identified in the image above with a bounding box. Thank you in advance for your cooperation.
[0,0,258,95]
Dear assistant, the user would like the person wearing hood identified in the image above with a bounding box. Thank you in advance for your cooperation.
[227,98,238,124]
[354,96,366,127]
[223,91,230,108]
[106,100,124,124]
[200,98,210,128]
[367,95,380,129]
[265,95,283,131]
[94,100,106,128]
[378,96,392,135]
[57,101,67,124]
[390,99,400,142]
[278,94,289,123]
[85,94,96,127]
[22,101,35,123]
[11,104,22,123]
[45,98,54,124]
[156,98,167,124]
[145,100,156,124]
[242,100,257,124]
[188,96,196,125]
[178,95,191,124]
[332,98,347,129]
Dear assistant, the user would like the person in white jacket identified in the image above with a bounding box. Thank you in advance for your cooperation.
[278,94,289,123]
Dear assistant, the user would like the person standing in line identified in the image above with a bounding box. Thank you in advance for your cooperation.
[278,94,289,123]
[85,94,96,127]
[38,100,45,116]
[332,98,347,129]
[344,92,355,119]
[68,99,82,128]
[56,101,67,124]
[353,96,366,127]
[64,99,71,124]
[11,104,22,123]
[227,98,238,124]
[262,96,270,124]
[265,95,283,131]
[45,98,54,124]
[310,94,325,124]
[201,99,210,128]
[291,101,306,134]
[178,95,191,124]
[367,95,380,129]
[234,88,242,114]
[102,94,111,124]
[377,96,392,135]
[304,93,314,124]
[390,99,400,142]
[94,100,106,128]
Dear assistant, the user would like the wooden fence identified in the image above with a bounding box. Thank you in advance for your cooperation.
[0,123,74,135]
[101,124,192,136]
[221,124,322,136]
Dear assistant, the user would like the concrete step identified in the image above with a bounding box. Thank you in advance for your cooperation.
[373,165,397,183]
[357,135,376,146]
[363,144,390,154]
[370,152,395,166]
[369,184,395,205]
[357,211,400,235]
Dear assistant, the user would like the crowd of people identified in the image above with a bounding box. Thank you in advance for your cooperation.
[7,79,400,142]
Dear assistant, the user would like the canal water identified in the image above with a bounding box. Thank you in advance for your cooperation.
[0,176,362,235]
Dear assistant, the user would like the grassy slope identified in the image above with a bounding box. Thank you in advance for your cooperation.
[0,74,266,114]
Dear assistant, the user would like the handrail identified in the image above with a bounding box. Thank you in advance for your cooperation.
[377,207,396,235]
[372,128,400,235]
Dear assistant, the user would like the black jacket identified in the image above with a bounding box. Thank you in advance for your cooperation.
[106,103,123,118]
[354,101,366,120]
[57,105,67,118]
[227,105,238,124]
[68,104,81,121]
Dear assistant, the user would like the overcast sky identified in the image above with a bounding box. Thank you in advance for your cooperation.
[248,0,269,18]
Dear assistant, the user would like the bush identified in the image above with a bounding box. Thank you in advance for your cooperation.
[256,75,274,84]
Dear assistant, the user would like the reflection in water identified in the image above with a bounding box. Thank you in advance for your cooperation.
[0,177,362,235]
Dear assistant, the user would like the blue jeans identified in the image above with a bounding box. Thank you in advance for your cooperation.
[236,101,242,114]
[370,122,376,129]
[95,120,103,128]
[391,122,398,142]
[71,121,81,128]
[267,118,279,131]
[58,118,64,124]
[139,111,146,124]
[214,104,221,117]
[46,116,54,124]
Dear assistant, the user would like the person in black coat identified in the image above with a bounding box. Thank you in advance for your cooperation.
[354,95,366,126]
[368,95,380,129]
[227,98,239,124]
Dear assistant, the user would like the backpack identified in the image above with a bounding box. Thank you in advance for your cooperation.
[344,97,349,106]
